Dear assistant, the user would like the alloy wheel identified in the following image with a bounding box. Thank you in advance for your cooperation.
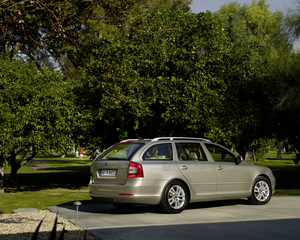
[168,185,186,209]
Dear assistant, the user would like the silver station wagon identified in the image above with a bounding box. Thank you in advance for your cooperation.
[89,137,276,213]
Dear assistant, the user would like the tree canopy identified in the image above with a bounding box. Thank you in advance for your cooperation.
[73,5,284,160]
[0,0,192,73]
[0,55,78,183]
[213,0,292,157]
[2,0,300,192]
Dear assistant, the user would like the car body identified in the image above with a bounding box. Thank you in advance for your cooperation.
[89,137,276,213]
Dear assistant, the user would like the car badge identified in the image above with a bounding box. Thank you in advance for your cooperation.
[105,163,107,166]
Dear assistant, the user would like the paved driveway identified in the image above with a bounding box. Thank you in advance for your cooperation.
[48,196,300,240]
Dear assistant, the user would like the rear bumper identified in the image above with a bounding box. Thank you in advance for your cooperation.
[88,178,166,205]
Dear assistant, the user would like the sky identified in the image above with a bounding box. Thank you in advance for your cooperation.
[190,0,298,13]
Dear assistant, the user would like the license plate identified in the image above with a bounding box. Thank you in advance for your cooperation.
[99,170,117,176]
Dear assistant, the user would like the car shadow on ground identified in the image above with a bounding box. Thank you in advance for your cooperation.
[187,198,251,210]
[56,198,251,215]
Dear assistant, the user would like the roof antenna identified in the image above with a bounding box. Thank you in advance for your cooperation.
[136,133,143,141]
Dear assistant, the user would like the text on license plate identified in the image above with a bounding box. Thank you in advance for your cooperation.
[99,170,117,176]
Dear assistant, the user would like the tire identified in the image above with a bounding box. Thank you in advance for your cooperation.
[159,181,189,214]
[248,176,272,205]
[112,203,134,210]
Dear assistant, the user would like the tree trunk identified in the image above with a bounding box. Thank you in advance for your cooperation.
[252,149,257,161]
[9,149,36,183]
[293,147,300,165]
[238,149,247,162]
[234,141,247,162]
[277,141,283,159]
[9,155,21,184]
[0,153,5,193]
[0,165,4,193]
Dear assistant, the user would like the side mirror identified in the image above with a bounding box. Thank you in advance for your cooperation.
[235,155,242,165]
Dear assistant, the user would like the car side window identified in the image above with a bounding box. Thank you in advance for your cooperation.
[204,144,236,162]
[142,143,173,160]
[176,143,207,161]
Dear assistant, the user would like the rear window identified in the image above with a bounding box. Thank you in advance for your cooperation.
[97,143,144,161]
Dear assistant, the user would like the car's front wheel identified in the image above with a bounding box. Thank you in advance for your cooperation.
[248,176,272,205]
[159,181,189,214]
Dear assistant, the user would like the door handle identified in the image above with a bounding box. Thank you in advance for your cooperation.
[217,166,223,170]
[181,165,188,170]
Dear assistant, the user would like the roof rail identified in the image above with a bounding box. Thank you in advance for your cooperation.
[120,139,138,142]
[120,139,151,143]
[151,137,211,142]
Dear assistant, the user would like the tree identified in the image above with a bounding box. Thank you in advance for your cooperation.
[271,0,300,164]
[0,0,192,73]
[70,5,281,159]
[0,0,143,73]
[269,47,300,164]
[280,0,300,112]
[0,0,90,71]
[213,0,290,158]
[283,0,300,43]
[216,0,285,49]
[0,55,78,190]
[71,7,228,148]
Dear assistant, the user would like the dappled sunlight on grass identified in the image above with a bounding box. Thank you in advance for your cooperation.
[246,152,300,192]
[4,153,93,193]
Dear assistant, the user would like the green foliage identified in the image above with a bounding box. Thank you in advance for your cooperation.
[0,0,91,70]
[0,56,78,183]
[250,138,276,160]
[130,0,192,12]
[0,0,136,72]
[74,8,232,147]
[0,0,192,72]
[1,0,299,176]
[273,44,300,114]
[263,0,300,164]
[216,0,284,51]
[69,5,287,155]
[211,0,291,157]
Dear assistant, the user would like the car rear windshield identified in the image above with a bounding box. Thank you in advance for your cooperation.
[97,143,144,161]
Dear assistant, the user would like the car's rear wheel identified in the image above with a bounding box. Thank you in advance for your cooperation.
[248,176,272,205]
[112,203,134,210]
[159,181,189,214]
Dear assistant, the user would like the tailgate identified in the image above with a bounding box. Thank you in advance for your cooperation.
[91,160,129,185]
[90,142,144,185]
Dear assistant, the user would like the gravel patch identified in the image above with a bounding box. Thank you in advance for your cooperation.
[0,210,100,239]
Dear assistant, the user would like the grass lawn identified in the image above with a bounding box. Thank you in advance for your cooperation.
[1,153,98,214]
[1,151,300,214]
[246,151,300,195]
[0,188,98,214]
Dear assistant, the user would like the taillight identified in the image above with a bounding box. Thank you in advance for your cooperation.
[128,161,143,178]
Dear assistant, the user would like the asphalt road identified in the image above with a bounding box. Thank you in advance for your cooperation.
[48,196,300,240]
